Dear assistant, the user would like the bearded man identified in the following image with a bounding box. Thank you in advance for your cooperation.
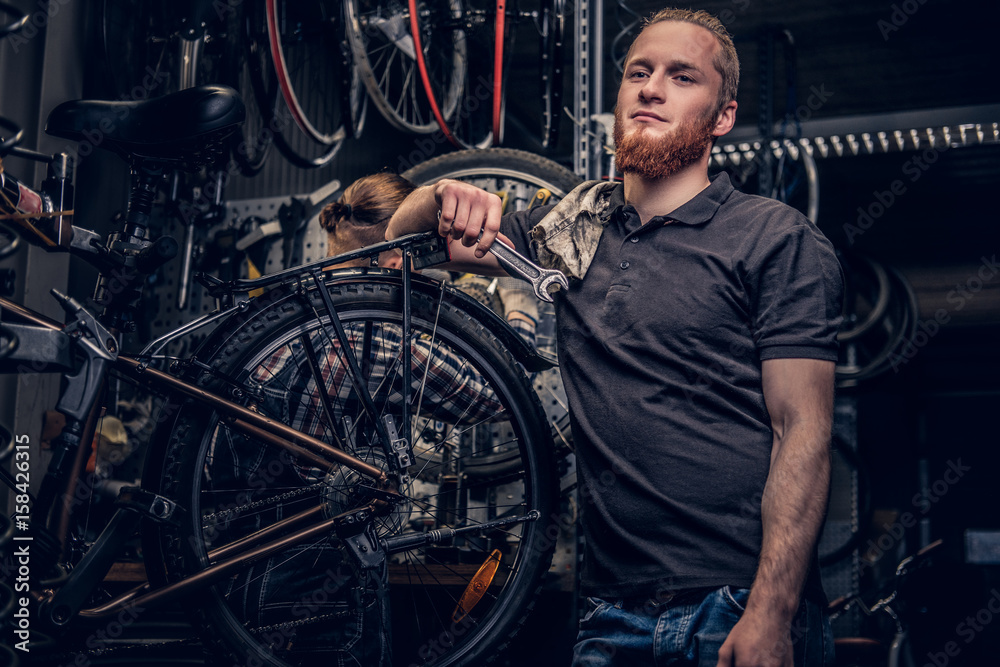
[388,8,843,666]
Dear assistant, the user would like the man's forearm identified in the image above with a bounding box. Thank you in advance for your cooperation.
[746,423,831,620]
[387,180,507,274]
[386,184,442,240]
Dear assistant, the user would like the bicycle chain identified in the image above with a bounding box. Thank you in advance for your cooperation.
[201,482,326,526]
[249,605,356,636]
[35,636,203,662]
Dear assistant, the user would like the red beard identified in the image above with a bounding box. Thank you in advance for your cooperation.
[613,109,717,180]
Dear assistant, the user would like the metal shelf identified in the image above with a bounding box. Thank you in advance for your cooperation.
[715,104,1000,168]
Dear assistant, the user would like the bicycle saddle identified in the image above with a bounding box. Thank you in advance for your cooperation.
[44,85,245,168]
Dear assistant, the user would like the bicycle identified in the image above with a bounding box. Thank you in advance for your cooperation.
[1,24,560,666]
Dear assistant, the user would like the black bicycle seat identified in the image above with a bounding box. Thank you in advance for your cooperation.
[44,85,245,167]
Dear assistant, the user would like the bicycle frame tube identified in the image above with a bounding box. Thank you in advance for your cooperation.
[78,506,327,618]
[114,356,389,485]
[57,504,373,622]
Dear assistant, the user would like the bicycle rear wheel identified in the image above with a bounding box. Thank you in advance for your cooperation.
[152,274,556,666]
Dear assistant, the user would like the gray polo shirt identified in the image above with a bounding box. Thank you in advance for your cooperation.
[501,173,843,598]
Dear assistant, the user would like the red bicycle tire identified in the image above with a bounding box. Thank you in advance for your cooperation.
[492,0,505,145]
[408,0,462,148]
[265,0,345,146]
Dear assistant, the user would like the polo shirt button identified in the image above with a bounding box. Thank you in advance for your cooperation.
[630,237,639,243]
[620,261,630,270]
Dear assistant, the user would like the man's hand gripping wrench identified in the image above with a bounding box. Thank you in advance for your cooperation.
[488,241,568,303]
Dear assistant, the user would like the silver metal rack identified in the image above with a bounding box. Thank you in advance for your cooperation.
[713,105,1000,168]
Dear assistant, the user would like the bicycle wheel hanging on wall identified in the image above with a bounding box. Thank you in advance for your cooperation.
[345,0,466,138]
[225,0,277,176]
[100,0,276,175]
[413,0,510,148]
[150,275,557,666]
[263,0,367,168]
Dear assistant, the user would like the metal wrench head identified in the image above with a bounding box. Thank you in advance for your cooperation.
[486,241,568,303]
[533,270,569,303]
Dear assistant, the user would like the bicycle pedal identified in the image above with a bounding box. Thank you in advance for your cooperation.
[338,520,385,571]
[114,487,179,525]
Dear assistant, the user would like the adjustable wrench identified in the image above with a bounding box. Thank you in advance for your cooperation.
[488,241,568,303]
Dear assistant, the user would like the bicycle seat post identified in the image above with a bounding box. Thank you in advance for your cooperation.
[91,160,163,332]
[39,151,75,247]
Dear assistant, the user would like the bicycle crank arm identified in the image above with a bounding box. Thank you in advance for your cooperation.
[382,509,541,555]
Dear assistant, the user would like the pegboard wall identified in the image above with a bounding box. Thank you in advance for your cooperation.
[140,186,338,357]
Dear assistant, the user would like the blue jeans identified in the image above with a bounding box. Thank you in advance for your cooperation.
[572,586,834,666]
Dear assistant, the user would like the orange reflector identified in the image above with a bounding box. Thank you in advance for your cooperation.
[452,549,502,623]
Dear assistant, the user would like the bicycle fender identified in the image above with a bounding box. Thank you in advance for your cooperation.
[330,270,557,373]
[193,270,558,374]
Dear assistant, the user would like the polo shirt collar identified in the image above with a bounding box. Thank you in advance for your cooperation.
[609,172,735,226]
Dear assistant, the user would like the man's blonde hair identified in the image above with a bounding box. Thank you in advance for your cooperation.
[627,8,740,113]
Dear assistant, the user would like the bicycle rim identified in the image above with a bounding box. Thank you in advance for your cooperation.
[410,0,496,148]
[155,278,556,666]
[346,0,465,136]
[266,0,347,144]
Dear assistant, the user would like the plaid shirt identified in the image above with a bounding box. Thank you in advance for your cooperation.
[249,321,504,441]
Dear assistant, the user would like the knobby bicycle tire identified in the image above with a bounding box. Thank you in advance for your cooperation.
[150,274,557,666]
[402,147,582,198]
